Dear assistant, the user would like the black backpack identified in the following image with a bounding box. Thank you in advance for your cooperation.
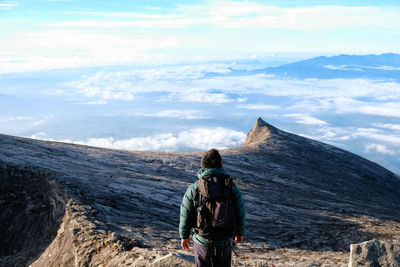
[193,173,236,240]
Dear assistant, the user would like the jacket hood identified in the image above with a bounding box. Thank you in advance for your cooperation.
[197,168,227,179]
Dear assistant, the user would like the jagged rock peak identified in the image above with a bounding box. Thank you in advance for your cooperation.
[243,117,279,145]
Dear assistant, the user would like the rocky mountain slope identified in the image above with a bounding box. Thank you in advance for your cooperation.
[1,118,400,266]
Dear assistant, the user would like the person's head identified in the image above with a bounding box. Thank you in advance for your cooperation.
[201,148,222,168]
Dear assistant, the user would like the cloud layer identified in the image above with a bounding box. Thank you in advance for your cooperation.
[31,127,247,152]
[67,67,400,120]
[54,4,400,31]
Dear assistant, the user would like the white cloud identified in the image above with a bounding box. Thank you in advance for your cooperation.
[31,128,247,152]
[374,123,400,132]
[271,79,400,118]
[144,110,207,120]
[0,116,30,122]
[283,114,328,125]
[0,116,48,126]
[87,99,107,105]
[191,73,272,95]
[317,128,351,141]
[48,18,201,29]
[353,127,382,135]
[160,36,182,48]
[175,127,246,150]
[204,3,400,31]
[55,4,400,31]
[176,91,232,103]
[0,29,184,73]
[365,66,400,71]
[333,99,400,118]
[69,71,136,101]
[67,67,400,113]
[323,65,348,70]
[237,104,280,110]
[67,65,241,103]
[0,115,51,133]
[0,3,17,9]
[64,11,178,18]
[264,79,400,99]
[365,143,397,155]
[353,128,400,144]
[293,124,400,153]
[30,132,49,140]
[323,65,363,71]
[79,88,134,101]
[356,105,400,118]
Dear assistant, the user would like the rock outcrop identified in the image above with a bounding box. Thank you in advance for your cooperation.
[349,239,400,267]
[1,117,400,266]
[243,117,275,145]
[149,253,194,267]
[0,165,67,266]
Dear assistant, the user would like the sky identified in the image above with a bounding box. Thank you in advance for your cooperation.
[1,0,400,73]
[1,0,400,174]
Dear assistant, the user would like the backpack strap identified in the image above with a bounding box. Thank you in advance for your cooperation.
[192,187,198,202]
[223,175,234,198]
[192,187,203,208]
[226,175,238,236]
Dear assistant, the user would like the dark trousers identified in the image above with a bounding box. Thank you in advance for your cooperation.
[193,241,232,267]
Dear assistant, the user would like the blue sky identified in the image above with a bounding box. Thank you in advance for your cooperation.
[1,0,400,73]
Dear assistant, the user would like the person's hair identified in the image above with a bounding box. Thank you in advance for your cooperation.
[201,148,222,168]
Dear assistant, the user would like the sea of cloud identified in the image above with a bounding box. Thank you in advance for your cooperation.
[68,65,400,169]
[31,127,246,152]
[1,62,400,172]
[65,66,400,121]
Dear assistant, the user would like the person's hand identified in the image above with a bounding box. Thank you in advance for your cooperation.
[234,236,244,244]
[181,238,191,251]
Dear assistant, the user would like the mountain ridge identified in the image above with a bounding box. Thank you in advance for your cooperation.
[1,118,400,266]
[254,53,400,80]
[285,53,400,67]
[235,53,400,80]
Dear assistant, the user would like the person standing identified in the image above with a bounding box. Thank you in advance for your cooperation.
[179,148,245,267]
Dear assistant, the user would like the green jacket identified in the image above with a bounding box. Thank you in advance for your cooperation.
[179,168,246,246]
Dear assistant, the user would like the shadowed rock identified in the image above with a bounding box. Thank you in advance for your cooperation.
[1,117,400,266]
[0,166,66,266]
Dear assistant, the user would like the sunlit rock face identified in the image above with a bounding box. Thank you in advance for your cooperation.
[243,117,273,146]
[349,239,400,266]
[1,117,400,266]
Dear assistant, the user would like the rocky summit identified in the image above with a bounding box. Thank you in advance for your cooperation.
[1,117,400,267]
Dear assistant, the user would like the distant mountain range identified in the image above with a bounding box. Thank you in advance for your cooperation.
[248,53,400,80]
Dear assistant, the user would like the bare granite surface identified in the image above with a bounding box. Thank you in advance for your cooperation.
[1,117,400,266]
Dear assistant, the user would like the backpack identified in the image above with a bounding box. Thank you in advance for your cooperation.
[192,174,236,240]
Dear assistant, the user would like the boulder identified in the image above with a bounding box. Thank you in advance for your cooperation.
[349,239,400,267]
[150,253,195,267]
